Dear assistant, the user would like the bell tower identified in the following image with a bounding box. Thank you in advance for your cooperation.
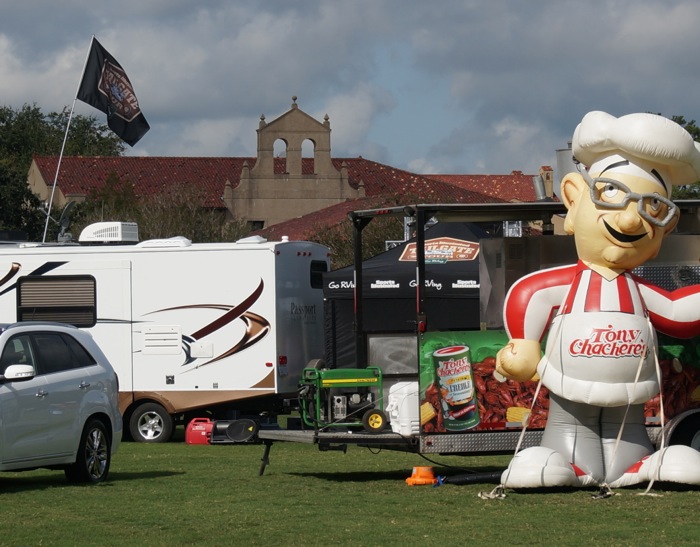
[228,97,362,229]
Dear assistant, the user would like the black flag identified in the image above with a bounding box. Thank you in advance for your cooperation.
[77,38,150,146]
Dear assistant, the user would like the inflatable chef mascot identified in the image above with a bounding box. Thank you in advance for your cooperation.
[496,111,700,491]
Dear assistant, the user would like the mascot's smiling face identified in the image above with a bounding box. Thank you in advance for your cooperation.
[563,110,700,273]
[561,167,678,272]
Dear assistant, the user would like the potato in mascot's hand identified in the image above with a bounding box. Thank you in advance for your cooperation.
[495,339,541,382]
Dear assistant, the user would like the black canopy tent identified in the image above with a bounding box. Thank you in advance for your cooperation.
[329,202,568,371]
[322,221,489,369]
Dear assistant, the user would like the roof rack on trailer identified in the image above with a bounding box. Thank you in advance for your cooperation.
[347,201,568,223]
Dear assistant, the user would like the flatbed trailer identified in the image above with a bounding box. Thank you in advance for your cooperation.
[258,428,544,475]
[257,201,700,473]
[258,425,665,475]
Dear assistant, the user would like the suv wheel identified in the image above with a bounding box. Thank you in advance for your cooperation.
[65,419,111,483]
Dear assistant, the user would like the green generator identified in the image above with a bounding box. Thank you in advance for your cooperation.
[298,366,388,433]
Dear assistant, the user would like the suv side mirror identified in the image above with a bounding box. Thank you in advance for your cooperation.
[0,364,36,382]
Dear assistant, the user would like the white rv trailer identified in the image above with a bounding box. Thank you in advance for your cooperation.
[0,223,330,442]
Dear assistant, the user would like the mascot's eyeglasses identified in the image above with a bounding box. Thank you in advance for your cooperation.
[580,169,678,228]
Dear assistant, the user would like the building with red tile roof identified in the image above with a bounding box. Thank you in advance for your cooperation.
[428,167,555,203]
[26,98,551,237]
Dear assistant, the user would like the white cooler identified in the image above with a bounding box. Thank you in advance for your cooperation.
[385,381,420,436]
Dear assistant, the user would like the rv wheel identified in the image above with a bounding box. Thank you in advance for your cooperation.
[362,409,388,434]
[129,402,174,443]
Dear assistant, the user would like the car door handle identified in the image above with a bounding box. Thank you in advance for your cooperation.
[35,389,48,398]
[79,381,91,389]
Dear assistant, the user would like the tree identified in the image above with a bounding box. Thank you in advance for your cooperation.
[659,115,700,199]
[0,162,44,237]
[136,182,249,242]
[671,115,700,198]
[0,103,123,240]
[71,171,142,230]
[672,116,700,141]
[312,216,404,269]
[308,192,431,268]
[72,178,250,243]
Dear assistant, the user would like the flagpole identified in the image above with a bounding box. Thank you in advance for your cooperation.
[42,35,95,243]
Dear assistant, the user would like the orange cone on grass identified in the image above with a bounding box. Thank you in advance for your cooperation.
[406,466,438,486]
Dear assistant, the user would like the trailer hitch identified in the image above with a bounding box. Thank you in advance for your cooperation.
[259,439,273,476]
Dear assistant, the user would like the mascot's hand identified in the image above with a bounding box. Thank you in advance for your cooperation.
[496,339,541,382]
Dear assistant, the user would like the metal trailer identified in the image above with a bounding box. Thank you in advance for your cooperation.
[258,201,700,474]
[0,223,330,443]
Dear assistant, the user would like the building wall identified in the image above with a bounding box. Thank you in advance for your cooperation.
[27,160,55,205]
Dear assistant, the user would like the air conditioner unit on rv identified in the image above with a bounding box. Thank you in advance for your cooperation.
[78,222,139,243]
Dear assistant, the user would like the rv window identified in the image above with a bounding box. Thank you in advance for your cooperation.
[17,276,96,328]
[310,260,327,289]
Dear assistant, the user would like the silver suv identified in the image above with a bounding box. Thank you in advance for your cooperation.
[0,322,121,483]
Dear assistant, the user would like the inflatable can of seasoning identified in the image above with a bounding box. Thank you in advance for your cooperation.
[433,345,480,430]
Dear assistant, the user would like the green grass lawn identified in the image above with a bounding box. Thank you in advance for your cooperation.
[1,431,698,546]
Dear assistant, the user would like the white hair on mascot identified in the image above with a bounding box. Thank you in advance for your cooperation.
[492,111,700,496]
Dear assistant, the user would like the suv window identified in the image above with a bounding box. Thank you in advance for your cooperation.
[61,333,97,368]
[0,334,34,375]
[31,332,96,375]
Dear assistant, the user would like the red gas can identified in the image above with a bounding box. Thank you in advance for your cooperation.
[185,417,213,445]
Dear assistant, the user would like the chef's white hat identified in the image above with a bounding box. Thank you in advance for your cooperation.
[572,111,700,192]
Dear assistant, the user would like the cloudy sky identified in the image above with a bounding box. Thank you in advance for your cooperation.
[2,1,699,181]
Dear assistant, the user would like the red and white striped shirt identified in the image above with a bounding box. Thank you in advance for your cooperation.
[504,260,700,405]
[505,260,700,342]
